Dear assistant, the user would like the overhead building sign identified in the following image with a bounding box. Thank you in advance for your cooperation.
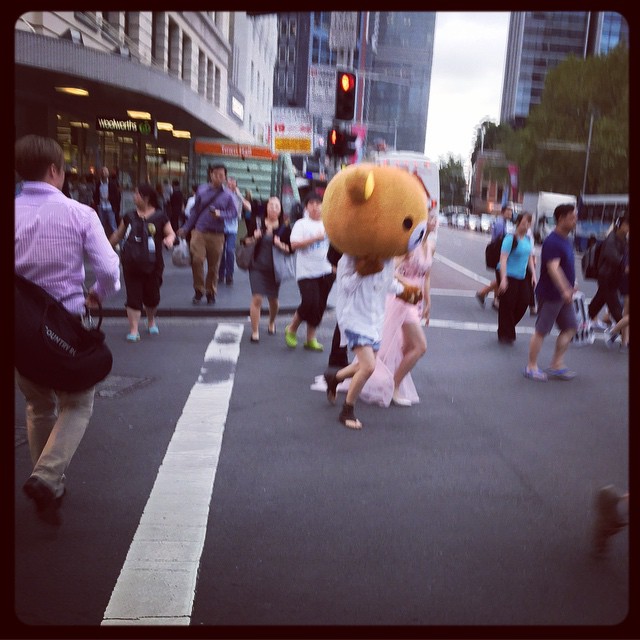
[271,107,313,155]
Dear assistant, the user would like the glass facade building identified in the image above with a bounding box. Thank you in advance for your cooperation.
[501,11,629,129]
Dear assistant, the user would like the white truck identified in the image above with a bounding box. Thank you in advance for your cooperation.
[373,151,440,216]
[521,191,577,243]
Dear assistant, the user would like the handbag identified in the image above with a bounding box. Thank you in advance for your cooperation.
[273,246,296,284]
[172,237,191,267]
[14,273,113,392]
[235,240,256,271]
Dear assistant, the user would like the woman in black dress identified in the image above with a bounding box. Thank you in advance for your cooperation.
[241,196,292,342]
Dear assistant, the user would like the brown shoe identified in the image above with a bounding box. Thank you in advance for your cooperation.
[591,485,626,557]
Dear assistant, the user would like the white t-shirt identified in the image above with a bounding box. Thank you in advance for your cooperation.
[289,217,332,280]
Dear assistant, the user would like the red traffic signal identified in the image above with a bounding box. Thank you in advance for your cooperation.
[335,71,356,121]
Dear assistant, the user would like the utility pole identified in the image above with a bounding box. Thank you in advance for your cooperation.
[581,111,595,195]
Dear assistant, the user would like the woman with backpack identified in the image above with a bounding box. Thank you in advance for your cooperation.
[496,212,535,344]
[109,183,175,341]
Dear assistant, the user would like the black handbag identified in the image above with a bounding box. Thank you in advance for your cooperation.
[235,240,256,270]
[14,273,113,392]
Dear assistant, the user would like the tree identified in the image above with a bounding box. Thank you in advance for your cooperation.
[501,44,628,195]
[438,155,466,207]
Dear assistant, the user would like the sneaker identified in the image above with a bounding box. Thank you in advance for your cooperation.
[148,324,159,336]
[126,333,141,342]
[284,326,297,348]
[192,291,203,304]
[545,367,576,381]
[392,390,412,407]
[23,476,61,526]
[604,328,619,349]
[206,292,216,304]
[303,338,324,351]
[475,292,486,308]
[592,485,627,557]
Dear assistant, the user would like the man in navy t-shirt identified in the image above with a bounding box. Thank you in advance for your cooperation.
[524,203,578,382]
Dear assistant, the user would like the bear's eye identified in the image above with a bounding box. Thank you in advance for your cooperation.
[402,217,413,230]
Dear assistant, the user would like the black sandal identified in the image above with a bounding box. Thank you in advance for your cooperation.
[339,402,362,430]
[323,370,339,405]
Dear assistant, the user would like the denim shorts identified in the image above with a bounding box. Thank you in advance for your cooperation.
[344,329,381,352]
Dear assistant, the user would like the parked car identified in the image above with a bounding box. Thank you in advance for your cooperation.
[438,213,448,227]
[480,213,493,233]
[455,213,468,229]
[467,214,480,232]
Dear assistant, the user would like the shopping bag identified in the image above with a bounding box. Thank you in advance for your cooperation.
[172,238,191,267]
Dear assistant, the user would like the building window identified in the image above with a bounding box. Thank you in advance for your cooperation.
[214,66,221,107]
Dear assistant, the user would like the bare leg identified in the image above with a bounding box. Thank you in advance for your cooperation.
[393,322,426,393]
[268,296,279,331]
[126,307,141,336]
[250,293,262,339]
[548,327,577,370]
[344,345,376,406]
[286,310,301,336]
[145,306,158,329]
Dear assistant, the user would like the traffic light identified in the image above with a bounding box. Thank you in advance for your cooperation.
[335,70,356,121]
[327,127,345,157]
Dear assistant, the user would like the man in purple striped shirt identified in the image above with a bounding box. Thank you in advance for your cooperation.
[15,135,121,525]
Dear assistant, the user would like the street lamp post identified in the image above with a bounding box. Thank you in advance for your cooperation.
[581,111,595,195]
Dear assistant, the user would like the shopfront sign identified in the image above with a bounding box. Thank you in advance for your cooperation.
[96,117,155,136]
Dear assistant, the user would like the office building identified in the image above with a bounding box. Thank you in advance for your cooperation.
[272,11,434,156]
[500,11,629,128]
[15,12,277,190]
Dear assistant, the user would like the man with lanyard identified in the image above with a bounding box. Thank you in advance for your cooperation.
[177,163,237,304]
[219,176,250,286]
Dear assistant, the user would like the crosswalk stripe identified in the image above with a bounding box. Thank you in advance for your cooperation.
[101,323,243,626]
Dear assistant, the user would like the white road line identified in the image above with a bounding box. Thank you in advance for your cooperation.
[101,323,243,626]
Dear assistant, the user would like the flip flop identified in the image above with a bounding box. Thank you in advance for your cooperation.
[545,367,576,380]
[339,402,362,430]
[523,367,547,381]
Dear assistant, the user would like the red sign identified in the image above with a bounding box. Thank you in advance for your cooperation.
[194,140,278,159]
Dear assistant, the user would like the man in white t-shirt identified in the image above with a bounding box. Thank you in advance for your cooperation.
[284,192,334,351]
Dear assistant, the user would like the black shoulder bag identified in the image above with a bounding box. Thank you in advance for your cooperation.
[14,274,113,392]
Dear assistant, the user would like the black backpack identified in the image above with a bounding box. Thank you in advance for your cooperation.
[121,212,157,274]
[581,242,601,280]
[485,233,518,269]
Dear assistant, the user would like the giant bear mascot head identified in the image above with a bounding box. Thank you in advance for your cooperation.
[322,163,430,272]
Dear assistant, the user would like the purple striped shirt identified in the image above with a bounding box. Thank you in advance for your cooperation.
[15,182,121,314]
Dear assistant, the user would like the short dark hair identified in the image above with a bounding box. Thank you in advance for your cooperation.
[15,135,65,181]
[137,182,159,209]
[501,204,513,215]
[305,191,322,206]
[209,163,227,178]
[554,203,575,223]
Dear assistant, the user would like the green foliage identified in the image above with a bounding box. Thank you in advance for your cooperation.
[498,44,628,195]
[438,155,466,207]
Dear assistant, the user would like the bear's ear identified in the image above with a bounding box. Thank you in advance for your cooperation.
[346,167,375,203]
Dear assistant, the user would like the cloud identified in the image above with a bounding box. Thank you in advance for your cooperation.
[425,12,510,163]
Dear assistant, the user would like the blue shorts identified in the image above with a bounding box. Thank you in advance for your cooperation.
[344,329,381,352]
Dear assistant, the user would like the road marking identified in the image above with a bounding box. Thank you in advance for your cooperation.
[102,323,243,626]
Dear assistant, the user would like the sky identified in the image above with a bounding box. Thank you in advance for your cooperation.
[424,12,510,168]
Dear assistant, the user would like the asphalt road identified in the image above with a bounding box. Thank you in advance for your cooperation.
[11,225,632,635]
